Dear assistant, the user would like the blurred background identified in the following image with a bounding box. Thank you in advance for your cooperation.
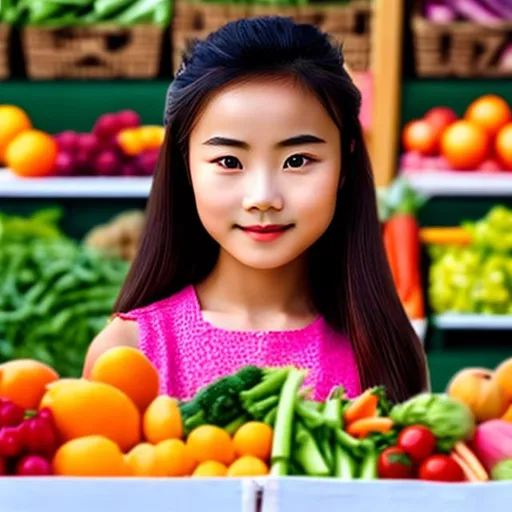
[0,0,511,391]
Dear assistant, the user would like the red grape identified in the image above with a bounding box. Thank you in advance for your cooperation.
[54,152,75,177]
[121,161,141,177]
[0,402,24,428]
[93,113,122,140]
[15,455,52,476]
[77,133,100,156]
[94,150,121,176]
[75,150,93,175]
[0,426,24,457]
[137,149,159,176]
[22,417,57,455]
[54,131,80,153]
[116,110,141,130]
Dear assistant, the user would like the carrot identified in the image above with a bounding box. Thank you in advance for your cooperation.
[453,442,489,482]
[343,389,379,425]
[402,284,425,320]
[420,227,472,246]
[383,221,400,291]
[385,214,421,303]
[345,417,394,438]
[451,452,479,483]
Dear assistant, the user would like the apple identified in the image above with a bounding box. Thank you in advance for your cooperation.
[402,120,438,156]
[424,107,458,134]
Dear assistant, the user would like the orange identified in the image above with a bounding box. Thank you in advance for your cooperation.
[155,439,197,476]
[143,395,183,443]
[440,120,490,170]
[496,123,512,170]
[138,126,165,151]
[117,128,145,156]
[40,379,141,452]
[465,94,511,137]
[494,357,512,401]
[503,404,512,423]
[192,461,228,478]
[90,347,159,413]
[53,436,133,477]
[125,443,168,477]
[187,425,235,466]
[402,119,437,156]
[6,130,58,177]
[233,421,273,461]
[0,359,59,410]
[0,105,32,164]
[227,456,269,477]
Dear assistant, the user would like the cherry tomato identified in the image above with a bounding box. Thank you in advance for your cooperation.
[419,455,465,482]
[377,447,415,479]
[15,455,53,476]
[0,426,24,457]
[22,417,57,455]
[397,425,436,464]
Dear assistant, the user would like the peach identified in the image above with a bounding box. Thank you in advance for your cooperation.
[494,358,512,402]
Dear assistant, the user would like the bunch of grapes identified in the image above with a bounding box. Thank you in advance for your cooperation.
[0,398,58,476]
[53,110,159,177]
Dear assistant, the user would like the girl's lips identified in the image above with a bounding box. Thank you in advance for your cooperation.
[238,224,293,242]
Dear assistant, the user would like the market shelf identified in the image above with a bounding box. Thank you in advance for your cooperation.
[404,170,512,197]
[0,169,152,198]
[434,314,512,330]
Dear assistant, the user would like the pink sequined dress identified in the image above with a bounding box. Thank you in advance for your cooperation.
[116,285,361,401]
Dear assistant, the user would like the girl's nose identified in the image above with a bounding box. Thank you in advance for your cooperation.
[242,171,284,212]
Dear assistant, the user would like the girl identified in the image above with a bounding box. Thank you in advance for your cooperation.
[84,16,429,403]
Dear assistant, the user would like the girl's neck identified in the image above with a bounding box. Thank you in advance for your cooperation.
[196,250,316,329]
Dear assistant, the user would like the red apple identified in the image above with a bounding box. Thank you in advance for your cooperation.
[402,120,438,156]
[424,107,458,134]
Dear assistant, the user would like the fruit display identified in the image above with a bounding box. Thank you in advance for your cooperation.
[1,0,172,26]
[424,205,512,315]
[2,347,511,481]
[400,94,512,172]
[0,209,129,376]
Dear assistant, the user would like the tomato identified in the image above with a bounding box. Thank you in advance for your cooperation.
[402,120,438,156]
[377,447,415,479]
[418,454,465,482]
[397,425,436,464]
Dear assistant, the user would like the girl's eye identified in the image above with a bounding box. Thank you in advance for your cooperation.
[215,156,242,170]
[284,154,312,169]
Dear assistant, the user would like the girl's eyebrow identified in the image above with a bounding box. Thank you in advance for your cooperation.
[202,134,326,149]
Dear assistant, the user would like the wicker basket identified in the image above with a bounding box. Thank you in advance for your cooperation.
[411,1,512,78]
[0,24,10,80]
[172,0,372,75]
[22,25,164,80]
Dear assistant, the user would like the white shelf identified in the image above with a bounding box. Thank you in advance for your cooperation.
[403,170,512,197]
[434,313,512,330]
[0,169,152,198]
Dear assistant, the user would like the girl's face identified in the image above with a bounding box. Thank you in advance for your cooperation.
[188,77,342,270]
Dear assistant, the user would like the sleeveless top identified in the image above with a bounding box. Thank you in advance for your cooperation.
[115,285,361,401]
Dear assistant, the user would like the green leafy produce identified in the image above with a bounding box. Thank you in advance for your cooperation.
[491,459,512,481]
[390,393,475,452]
[0,209,128,377]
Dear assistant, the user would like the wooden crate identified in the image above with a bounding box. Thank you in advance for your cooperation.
[22,25,164,80]
[0,24,10,80]
[411,0,512,77]
[172,1,373,75]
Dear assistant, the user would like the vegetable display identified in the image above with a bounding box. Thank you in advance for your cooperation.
[0,209,129,377]
[426,206,512,315]
[2,350,510,481]
[1,0,172,27]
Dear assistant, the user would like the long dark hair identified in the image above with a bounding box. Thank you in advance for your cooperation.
[114,16,428,402]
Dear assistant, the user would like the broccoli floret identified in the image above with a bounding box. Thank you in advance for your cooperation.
[179,399,201,420]
[236,365,264,389]
[196,375,245,425]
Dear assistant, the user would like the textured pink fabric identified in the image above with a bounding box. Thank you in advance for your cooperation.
[116,285,361,401]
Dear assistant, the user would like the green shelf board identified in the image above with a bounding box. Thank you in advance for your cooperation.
[0,80,171,133]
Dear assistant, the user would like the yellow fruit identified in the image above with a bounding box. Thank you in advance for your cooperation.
[186,425,235,466]
[53,436,133,477]
[233,421,273,461]
[143,395,183,443]
[155,439,197,476]
[90,346,159,412]
[40,379,140,451]
[125,443,167,477]
[192,461,228,477]
[0,105,32,163]
[227,456,269,477]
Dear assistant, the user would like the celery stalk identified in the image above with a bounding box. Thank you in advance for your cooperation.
[333,443,357,480]
[295,400,325,429]
[294,423,330,477]
[240,368,289,404]
[323,397,342,429]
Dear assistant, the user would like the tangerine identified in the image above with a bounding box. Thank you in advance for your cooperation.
[125,443,167,477]
[0,105,32,164]
[0,359,59,410]
[233,421,273,461]
[192,461,228,478]
[496,123,512,170]
[155,439,197,476]
[186,425,235,466]
[90,346,159,413]
[227,456,269,477]
[440,121,489,170]
[6,130,58,177]
[143,395,183,443]
[465,95,511,137]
